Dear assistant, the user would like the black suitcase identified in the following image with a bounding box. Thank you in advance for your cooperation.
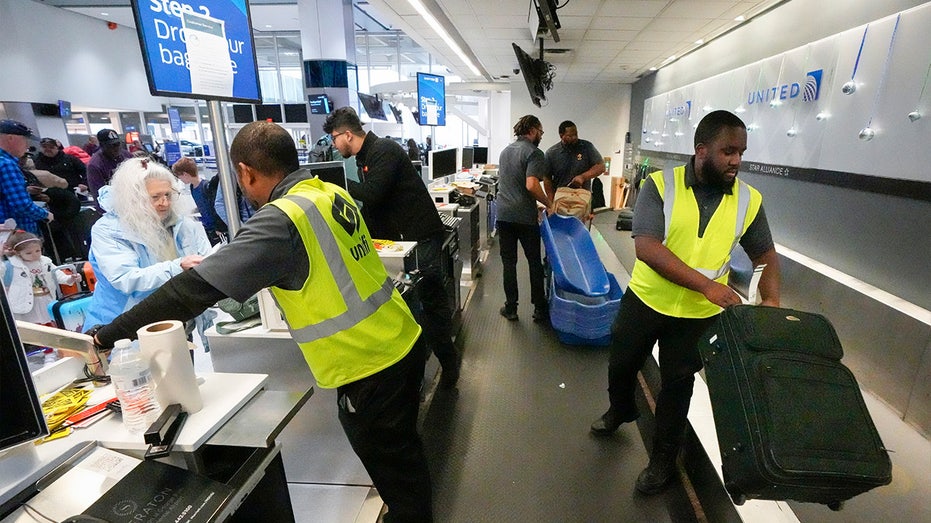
[615,207,633,230]
[698,305,891,510]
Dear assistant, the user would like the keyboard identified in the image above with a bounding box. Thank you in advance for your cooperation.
[439,213,462,231]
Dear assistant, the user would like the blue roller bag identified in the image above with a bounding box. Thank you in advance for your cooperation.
[697,305,892,510]
[48,291,93,332]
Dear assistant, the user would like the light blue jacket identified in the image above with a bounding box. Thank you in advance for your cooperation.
[83,186,211,330]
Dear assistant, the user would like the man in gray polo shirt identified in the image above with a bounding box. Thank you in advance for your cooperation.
[496,115,552,322]
[543,120,605,193]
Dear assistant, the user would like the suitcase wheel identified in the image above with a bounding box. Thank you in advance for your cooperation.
[827,501,844,511]
[723,471,746,506]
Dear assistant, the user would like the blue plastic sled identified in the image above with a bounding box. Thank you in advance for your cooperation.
[541,213,610,297]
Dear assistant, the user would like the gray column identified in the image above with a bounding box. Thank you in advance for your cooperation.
[299,0,356,115]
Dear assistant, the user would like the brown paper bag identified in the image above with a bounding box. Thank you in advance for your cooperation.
[553,187,592,219]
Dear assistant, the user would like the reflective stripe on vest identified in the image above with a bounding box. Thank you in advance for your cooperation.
[661,167,751,280]
[278,193,395,344]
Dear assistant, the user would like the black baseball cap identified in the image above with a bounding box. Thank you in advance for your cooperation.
[97,128,122,147]
[0,119,37,137]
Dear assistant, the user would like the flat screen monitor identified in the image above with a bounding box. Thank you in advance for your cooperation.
[358,93,387,121]
[416,72,446,126]
[283,103,308,123]
[308,93,333,115]
[460,147,474,170]
[130,1,261,103]
[143,143,154,153]
[512,42,546,107]
[305,161,348,191]
[429,148,458,179]
[255,104,283,123]
[388,103,403,124]
[411,160,422,178]
[0,288,49,456]
[304,59,349,88]
[58,100,71,118]
[472,146,488,165]
[232,104,254,123]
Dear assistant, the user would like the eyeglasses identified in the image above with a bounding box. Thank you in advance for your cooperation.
[330,130,348,143]
[149,190,179,204]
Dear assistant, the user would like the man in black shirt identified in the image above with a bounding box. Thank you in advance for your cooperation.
[35,138,88,192]
[324,107,461,388]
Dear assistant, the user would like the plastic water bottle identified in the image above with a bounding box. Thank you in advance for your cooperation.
[109,339,162,433]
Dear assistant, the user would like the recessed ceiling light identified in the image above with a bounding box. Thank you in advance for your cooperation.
[694,39,704,45]
[649,67,657,71]
[265,25,272,28]
[101,12,109,16]
[735,15,746,22]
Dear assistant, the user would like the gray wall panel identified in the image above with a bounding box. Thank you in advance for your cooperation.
[905,338,931,436]
[743,172,931,311]
[779,255,931,435]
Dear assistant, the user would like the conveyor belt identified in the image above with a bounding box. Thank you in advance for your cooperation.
[420,216,697,522]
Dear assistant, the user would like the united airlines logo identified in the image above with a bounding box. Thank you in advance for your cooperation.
[666,100,691,120]
[747,68,823,105]
[803,69,822,101]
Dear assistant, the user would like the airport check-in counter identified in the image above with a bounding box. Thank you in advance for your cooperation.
[0,362,310,522]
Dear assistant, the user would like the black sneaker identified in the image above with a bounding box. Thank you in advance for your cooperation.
[590,409,640,436]
[532,306,549,323]
[635,456,678,495]
[499,306,518,321]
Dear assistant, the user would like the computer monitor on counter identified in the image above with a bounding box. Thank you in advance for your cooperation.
[460,147,474,170]
[472,146,488,166]
[305,161,348,190]
[0,287,49,468]
[429,148,458,180]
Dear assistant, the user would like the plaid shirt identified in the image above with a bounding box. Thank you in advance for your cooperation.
[0,148,49,235]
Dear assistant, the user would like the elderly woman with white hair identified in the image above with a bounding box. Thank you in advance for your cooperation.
[83,157,213,334]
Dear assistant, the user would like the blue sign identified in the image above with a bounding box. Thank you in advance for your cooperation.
[131,0,261,103]
[417,72,445,126]
[168,107,182,133]
[164,142,182,166]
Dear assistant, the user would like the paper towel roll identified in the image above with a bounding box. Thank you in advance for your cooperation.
[137,320,203,414]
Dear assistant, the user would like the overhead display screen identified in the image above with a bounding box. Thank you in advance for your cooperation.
[130,0,261,103]
[417,72,446,126]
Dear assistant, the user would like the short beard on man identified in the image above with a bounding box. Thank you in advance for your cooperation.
[699,161,736,191]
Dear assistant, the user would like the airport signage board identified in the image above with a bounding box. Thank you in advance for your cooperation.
[131,0,261,103]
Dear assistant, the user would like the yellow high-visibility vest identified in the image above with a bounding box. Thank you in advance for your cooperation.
[629,166,762,318]
[268,177,421,388]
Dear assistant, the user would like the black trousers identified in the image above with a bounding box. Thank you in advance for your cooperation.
[497,220,546,310]
[337,341,433,522]
[607,288,717,450]
[413,233,458,369]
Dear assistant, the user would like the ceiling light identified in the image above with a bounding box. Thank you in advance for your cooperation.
[265,25,272,28]
[694,39,704,45]
[649,67,657,71]
[735,15,746,22]
[101,12,109,16]
[406,0,480,77]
